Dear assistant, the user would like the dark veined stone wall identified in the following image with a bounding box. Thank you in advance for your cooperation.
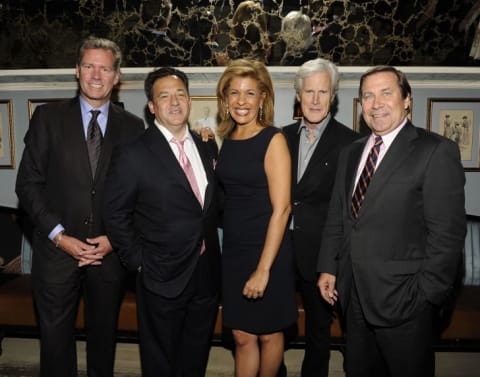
[0,0,479,68]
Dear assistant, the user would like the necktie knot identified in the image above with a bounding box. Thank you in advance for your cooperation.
[307,127,316,144]
[171,137,185,149]
[90,109,101,120]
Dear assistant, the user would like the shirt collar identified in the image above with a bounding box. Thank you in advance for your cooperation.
[369,116,408,149]
[154,119,192,143]
[79,96,110,118]
[297,113,331,137]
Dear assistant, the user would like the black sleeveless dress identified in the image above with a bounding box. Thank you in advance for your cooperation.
[216,126,297,333]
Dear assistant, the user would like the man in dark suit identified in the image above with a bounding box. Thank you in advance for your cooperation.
[15,36,145,377]
[283,58,358,377]
[103,67,221,377]
[317,66,466,377]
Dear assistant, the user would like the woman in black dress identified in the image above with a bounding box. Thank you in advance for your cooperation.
[215,59,297,377]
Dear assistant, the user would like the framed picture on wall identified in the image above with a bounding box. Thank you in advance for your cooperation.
[427,98,480,171]
[0,99,15,169]
[353,97,413,135]
[189,96,221,146]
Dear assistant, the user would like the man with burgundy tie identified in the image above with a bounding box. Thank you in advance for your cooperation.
[104,67,221,377]
[317,66,466,377]
[15,36,145,377]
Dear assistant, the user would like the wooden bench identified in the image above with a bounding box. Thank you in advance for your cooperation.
[1,273,480,353]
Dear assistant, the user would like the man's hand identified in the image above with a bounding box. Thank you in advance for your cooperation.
[200,127,215,142]
[56,234,112,267]
[317,272,338,305]
[77,235,113,267]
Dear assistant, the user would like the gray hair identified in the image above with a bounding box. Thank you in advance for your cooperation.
[77,36,122,71]
[293,58,340,95]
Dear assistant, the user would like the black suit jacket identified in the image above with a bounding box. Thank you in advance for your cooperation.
[283,118,358,281]
[15,98,145,283]
[318,122,466,327]
[104,125,221,298]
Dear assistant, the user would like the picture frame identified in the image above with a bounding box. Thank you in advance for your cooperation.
[189,96,221,146]
[353,97,413,134]
[0,99,15,169]
[28,98,67,119]
[189,96,218,131]
[427,98,480,171]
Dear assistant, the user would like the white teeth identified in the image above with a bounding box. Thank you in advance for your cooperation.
[235,109,249,115]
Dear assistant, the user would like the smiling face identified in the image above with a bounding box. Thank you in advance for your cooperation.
[297,71,334,127]
[75,48,120,108]
[226,76,265,128]
[147,75,191,138]
[360,71,411,136]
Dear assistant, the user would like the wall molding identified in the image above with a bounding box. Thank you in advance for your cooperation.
[1,66,480,91]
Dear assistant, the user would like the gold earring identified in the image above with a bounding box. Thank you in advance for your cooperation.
[259,106,263,121]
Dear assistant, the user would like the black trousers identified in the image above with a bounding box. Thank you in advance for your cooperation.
[345,283,435,377]
[33,266,125,377]
[298,278,332,377]
[136,254,219,377]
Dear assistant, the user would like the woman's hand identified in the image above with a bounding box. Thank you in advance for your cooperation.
[243,269,269,299]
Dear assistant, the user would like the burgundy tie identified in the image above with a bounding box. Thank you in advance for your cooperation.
[351,136,383,218]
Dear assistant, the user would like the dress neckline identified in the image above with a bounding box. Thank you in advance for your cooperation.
[228,126,270,142]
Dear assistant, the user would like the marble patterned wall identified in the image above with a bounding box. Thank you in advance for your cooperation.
[0,0,479,68]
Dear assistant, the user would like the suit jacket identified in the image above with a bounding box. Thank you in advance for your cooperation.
[104,125,221,298]
[15,98,145,283]
[318,122,466,327]
[283,118,358,281]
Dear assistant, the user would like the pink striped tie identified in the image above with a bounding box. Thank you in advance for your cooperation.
[171,138,205,254]
[171,138,203,206]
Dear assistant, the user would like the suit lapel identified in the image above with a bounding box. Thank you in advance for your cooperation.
[297,119,341,189]
[346,139,367,210]
[63,99,93,180]
[144,126,205,209]
[192,133,215,211]
[285,122,301,184]
[357,123,417,215]
[96,103,120,182]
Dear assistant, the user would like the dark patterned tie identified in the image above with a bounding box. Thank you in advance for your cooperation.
[351,136,383,218]
[87,110,102,176]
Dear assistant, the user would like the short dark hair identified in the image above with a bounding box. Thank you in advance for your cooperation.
[144,67,190,101]
[359,65,412,100]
